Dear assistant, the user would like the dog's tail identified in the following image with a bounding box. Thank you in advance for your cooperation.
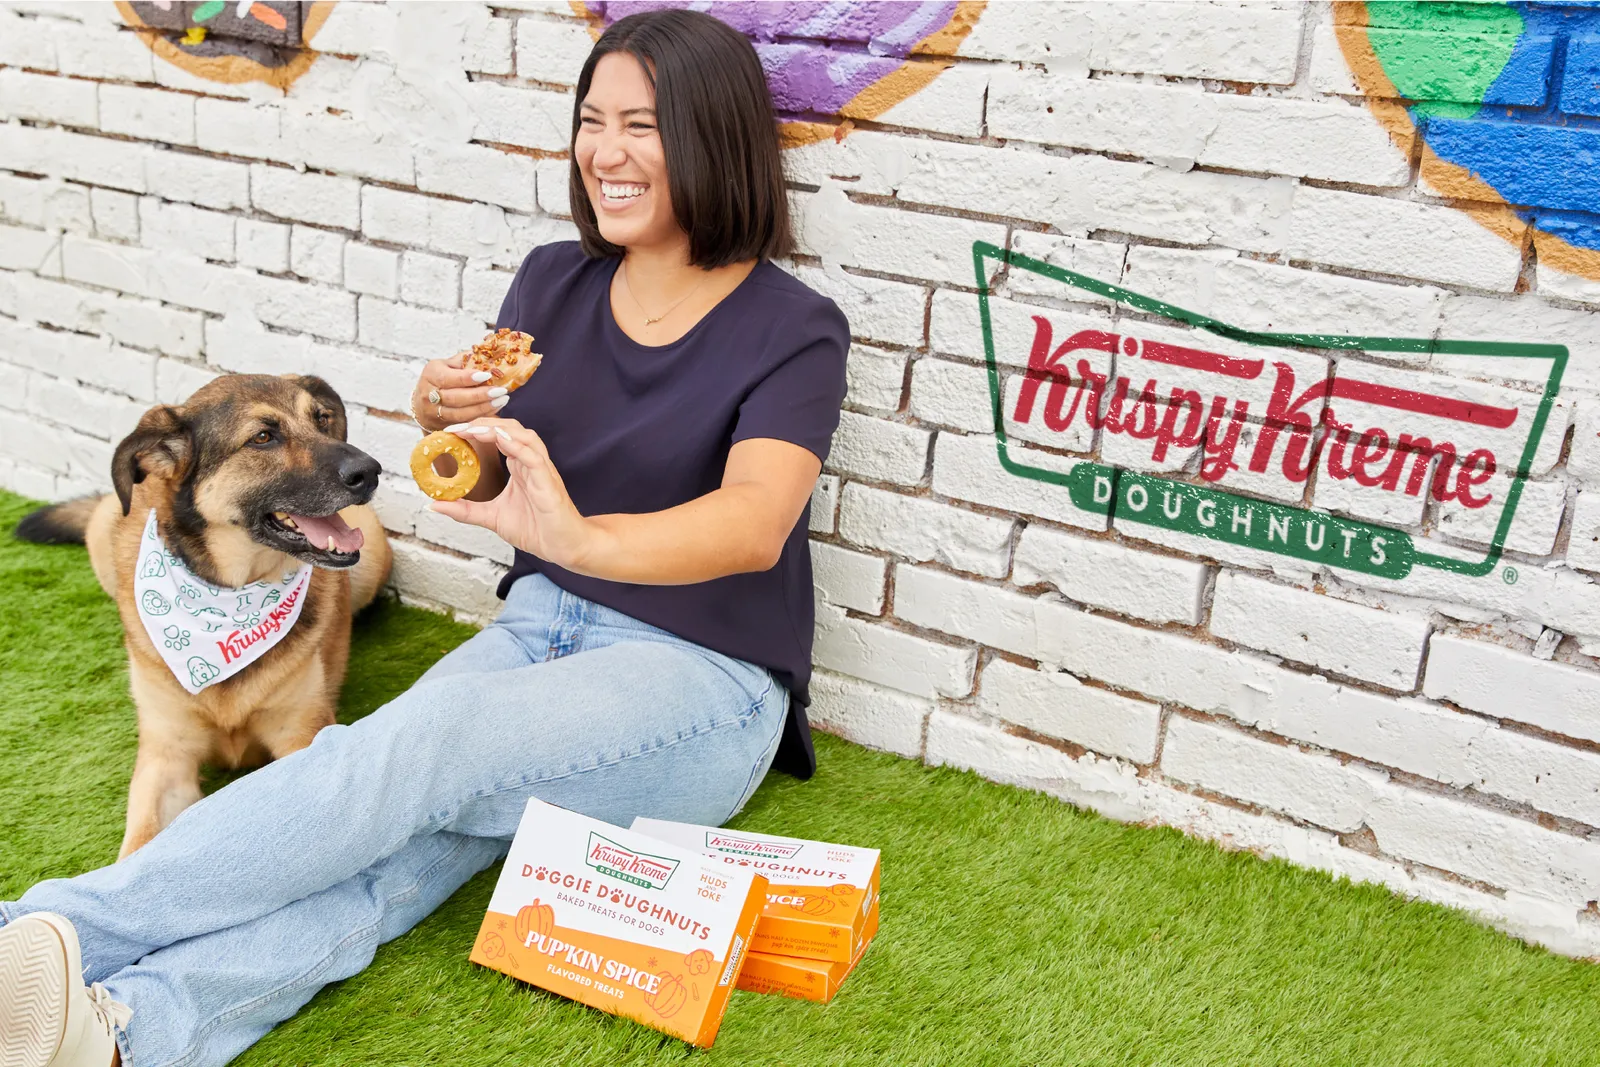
[14,495,106,544]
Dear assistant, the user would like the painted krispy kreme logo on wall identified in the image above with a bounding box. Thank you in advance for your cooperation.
[586,833,679,890]
[972,242,1566,581]
[703,832,804,860]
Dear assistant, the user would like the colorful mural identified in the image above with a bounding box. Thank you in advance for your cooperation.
[116,0,334,90]
[1339,0,1600,280]
[574,1,985,147]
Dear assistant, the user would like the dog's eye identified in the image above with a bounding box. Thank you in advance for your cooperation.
[250,430,274,446]
[315,410,333,431]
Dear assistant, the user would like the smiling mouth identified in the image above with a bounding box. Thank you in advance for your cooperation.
[599,179,647,205]
[265,510,365,561]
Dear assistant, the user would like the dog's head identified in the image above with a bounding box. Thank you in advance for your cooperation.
[113,374,381,571]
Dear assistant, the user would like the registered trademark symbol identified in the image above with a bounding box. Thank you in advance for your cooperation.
[1503,566,1519,586]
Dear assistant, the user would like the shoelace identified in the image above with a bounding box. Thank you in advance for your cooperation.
[85,982,132,1037]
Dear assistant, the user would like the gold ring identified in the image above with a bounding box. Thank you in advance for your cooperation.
[436,403,444,421]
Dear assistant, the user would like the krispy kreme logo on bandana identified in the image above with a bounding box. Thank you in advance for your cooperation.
[133,510,312,694]
[971,241,1566,583]
[586,832,680,890]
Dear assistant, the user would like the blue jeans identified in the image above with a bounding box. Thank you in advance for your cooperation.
[0,572,789,1067]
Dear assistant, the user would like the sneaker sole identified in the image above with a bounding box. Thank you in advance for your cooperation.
[0,918,68,1067]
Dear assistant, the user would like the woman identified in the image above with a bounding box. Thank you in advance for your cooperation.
[0,11,848,1067]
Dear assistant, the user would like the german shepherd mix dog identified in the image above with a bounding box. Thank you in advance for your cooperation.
[15,374,391,858]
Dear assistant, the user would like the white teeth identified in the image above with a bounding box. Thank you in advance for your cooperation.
[275,513,298,529]
[601,180,646,200]
[327,535,337,552]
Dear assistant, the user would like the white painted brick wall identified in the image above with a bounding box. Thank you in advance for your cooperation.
[5,0,1600,957]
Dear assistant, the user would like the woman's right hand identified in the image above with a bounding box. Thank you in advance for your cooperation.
[410,351,510,431]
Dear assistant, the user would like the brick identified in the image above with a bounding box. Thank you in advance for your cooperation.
[414,507,515,566]
[1424,634,1600,745]
[845,344,905,412]
[808,474,839,534]
[1288,185,1523,293]
[0,126,146,193]
[908,357,992,434]
[1120,245,1448,343]
[467,80,572,152]
[932,432,1106,531]
[154,357,217,404]
[1435,294,1600,395]
[90,188,139,242]
[1006,232,1128,304]
[357,296,486,361]
[1162,715,1387,833]
[1561,35,1600,118]
[1306,18,1362,94]
[251,165,361,230]
[929,288,1112,370]
[194,97,282,160]
[103,297,203,358]
[255,274,357,341]
[1569,491,1600,575]
[387,538,506,623]
[789,264,925,348]
[344,406,426,476]
[0,320,159,400]
[795,187,1005,288]
[235,219,289,273]
[868,61,987,137]
[290,226,344,286]
[988,69,1408,185]
[0,270,14,317]
[1434,474,1566,557]
[462,264,514,322]
[535,158,572,218]
[51,19,154,81]
[1086,2,1303,83]
[464,11,514,74]
[806,669,930,759]
[1211,571,1429,690]
[279,109,414,186]
[26,375,143,442]
[0,5,59,69]
[362,186,517,262]
[98,84,193,145]
[369,475,425,537]
[416,144,537,213]
[0,69,97,126]
[515,17,594,84]
[1366,781,1600,907]
[1422,118,1600,216]
[827,410,929,486]
[979,657,1161,763]
[1015,526,1210,626]
[0,225,61,274]
[400,252,462,311]
[139,198,234,262]
[344,243,400,301]
[810,541,886,614]
[306,343,420,415]
[1365,27,1552,105]
[812,601,976,699]
[953,1,1085,65]
[838,481,1013,578]
[142,150,250,212]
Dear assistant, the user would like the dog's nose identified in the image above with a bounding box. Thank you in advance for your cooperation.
[338,454,380,494]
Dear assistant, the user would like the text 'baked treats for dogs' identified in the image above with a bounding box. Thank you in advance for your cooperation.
[630,818,880,964]
[470,799,767,1048]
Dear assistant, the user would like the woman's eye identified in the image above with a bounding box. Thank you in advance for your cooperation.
[628,122,655,132]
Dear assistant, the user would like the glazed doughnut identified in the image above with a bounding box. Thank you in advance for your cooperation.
[410,431,482,501]
[466,328,542,391]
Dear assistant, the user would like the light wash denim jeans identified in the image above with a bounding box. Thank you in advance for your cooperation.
[0,572,789,1067]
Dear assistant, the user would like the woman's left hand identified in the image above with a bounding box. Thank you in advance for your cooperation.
[427,417,598,571]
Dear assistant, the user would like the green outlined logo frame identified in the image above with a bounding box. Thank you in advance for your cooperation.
[972,240,1567,580]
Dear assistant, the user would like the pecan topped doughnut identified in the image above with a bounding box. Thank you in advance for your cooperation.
[466,328,542,392]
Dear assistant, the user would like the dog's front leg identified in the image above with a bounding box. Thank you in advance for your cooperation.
[119,701,210,859]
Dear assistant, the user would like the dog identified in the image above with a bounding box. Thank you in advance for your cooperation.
[15,373,392,858]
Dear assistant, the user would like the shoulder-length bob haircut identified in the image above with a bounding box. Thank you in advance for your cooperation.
[568,8,794,268]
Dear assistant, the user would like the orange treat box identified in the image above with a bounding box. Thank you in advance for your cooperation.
[470,799,768,1048]
[737,901,880,1003]
[631,818,880,964]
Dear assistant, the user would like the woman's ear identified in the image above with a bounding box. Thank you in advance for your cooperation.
[112,405,192,515]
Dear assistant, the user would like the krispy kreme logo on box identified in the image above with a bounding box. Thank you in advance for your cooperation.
[972,241,1566,583]
[586,832,679,890]
[703,832,804,860]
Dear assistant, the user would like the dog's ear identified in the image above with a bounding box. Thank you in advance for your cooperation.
[112,405,192,516]
[285,374,348,442]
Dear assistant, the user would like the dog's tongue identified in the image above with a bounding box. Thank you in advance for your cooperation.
[290,512,364,554]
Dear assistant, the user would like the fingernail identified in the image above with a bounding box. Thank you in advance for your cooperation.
[494,427,511,439]
[443,422,470,432]
[491,396,509,409]
[459,425,490,436]
[471,371,492,383]
[486,386,508,399]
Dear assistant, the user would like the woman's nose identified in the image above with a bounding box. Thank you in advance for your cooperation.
[591,129,629,171]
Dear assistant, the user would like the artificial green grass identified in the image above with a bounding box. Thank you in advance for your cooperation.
[3,486,1599,1067]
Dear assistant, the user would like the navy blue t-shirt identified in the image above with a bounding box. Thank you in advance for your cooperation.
[492,241,849,779]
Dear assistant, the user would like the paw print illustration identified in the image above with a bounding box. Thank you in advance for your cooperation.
[140,590,172,616]
[611,890,623,903]
[533,866,548,881]
[161,625,190,651]
[179,583,203,602]
[232,611,261,627]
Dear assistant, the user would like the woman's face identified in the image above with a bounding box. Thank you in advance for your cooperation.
[575,52,679,252]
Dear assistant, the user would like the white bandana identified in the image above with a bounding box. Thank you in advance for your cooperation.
[132,509,312,694]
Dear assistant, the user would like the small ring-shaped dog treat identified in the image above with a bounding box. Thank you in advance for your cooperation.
[410,431,481,501]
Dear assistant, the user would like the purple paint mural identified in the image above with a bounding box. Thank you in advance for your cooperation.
[577,1,982,145]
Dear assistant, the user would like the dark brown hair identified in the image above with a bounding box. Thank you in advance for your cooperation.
[568,9,794,268]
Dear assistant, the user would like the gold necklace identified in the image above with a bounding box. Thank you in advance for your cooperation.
[621,259,708,326]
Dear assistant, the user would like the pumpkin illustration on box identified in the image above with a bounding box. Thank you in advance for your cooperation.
[513,900,555,946]
[643,972,688,1019]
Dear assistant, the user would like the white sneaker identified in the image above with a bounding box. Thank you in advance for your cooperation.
[0,912,130,1067]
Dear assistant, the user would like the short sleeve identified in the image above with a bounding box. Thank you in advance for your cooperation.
[730,301,850,464]
[495,243,561,331]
